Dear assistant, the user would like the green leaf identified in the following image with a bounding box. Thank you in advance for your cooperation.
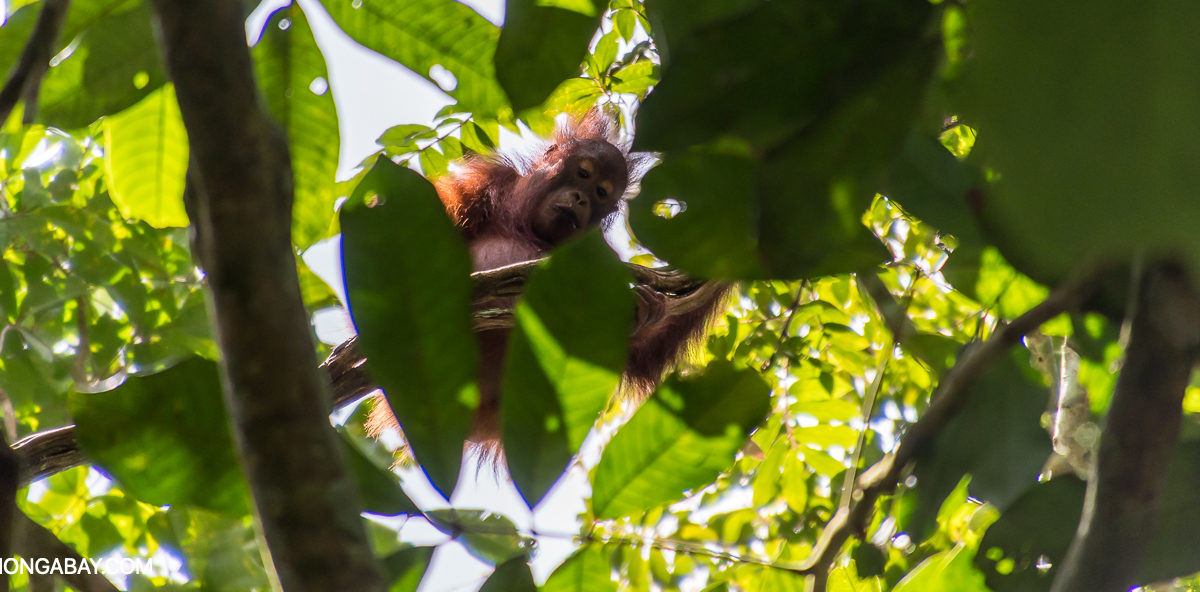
[418,147,448,178]
[542,545,617,592]
[635,1,934,153]
[977,442,1200,590]
[480,556,537,592]
[749,566,810,591]
[425,509,532,566]
[101,85,188,228]
[894,546,989,592]
[751,440,786,507]
[610,60,657,96]
[792,425,858,449]
[632,2,936,279]
[851,542,887,579]
[961,0,1200,282]
[496,0,604,111]
[592,362,770,519]
[319,0,509,117]
[38,2,166,128]
[461,121,497,154]
[378,124,438,151]
[781,451,809,513]
[502,232,633,506]
[906,349,1050,540]
[544,78,605,117]
[590,30,619,75]
[380,546,434,592]
[974,477,1085,592]
[883,132,983,245]
[630,152,765,279]
[253,5,341,250]
[1140,439,1200,582]
[164,507,270,590]
[69,358,250,515]
[613,9,637,42]
[340,156,478,497]
[338,434,419,516]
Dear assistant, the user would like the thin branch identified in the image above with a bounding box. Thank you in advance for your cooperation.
[796,263,1110,577]
[0,0,69,125]
[14,512,118,592]
[761,282,807,372]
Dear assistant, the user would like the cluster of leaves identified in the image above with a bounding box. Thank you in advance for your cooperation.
[7,0,1200,591]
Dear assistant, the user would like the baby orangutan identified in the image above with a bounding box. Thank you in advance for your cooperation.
[366,110,727,453]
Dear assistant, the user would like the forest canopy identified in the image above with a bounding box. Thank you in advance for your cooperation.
[2,1,1200,591]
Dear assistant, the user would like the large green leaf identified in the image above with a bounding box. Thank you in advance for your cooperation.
[69,358,250,515]
[905,349,1051,540]
[974,477,1086,592]
[340,156,478,497]
[1138,440,1200,582]
[480,556,537,592]
[38,2,166,128]
[883,132,984,245]
[101,84,188,228]
[0,0,145,125]
[635,0,934,153]
[164,507,271,590]
[629,152,765,279]
[316,0,509,117]
[961,0,1200,282]
[0,6,38,91]
[338,433,419,516]
[591,362,770,519]
[495,0,604,111]
[380,546,434,592]
[632,0,936,279]
[425,509,532,566]
[894,546,989,592]
[978,440,1200,591]
[253,5,341,250]
[501,231,633,507]
[542,545,617,592]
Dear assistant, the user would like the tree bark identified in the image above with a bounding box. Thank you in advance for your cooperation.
[148,2,384,590]
[1052,261,1200,592]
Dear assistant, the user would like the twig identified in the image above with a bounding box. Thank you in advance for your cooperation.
[0,0,69,125]
[761,282,807,372]
[796,263,1109,577]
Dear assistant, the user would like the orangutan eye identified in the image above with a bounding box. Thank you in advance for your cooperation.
[597,186,608,198]
[577,167,590,179]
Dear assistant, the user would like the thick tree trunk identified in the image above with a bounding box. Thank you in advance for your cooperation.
[1052,261,1200,592]
[148,2,384,590]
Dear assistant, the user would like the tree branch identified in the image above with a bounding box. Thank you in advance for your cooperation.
[0,430,14,592]
[14,512,118,592]
[0,0,69,125]
[148,1,384,589]
[797,264,1110,583]
[1051,261,1200,592]
[12,262,720,487]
